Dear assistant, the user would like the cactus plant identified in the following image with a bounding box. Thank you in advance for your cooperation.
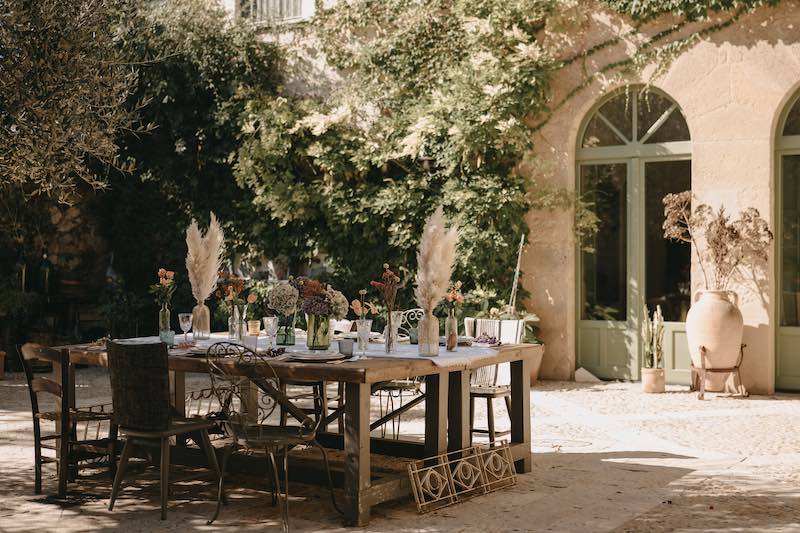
[642,304,665,369]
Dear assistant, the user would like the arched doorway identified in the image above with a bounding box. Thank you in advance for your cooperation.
[776,92,800,390]
[577,86,692,383]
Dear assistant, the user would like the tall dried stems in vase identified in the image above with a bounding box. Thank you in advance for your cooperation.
[371,264,402,354]
[185,212,224,341]
[418,311,439,356]
[192,301,211,340]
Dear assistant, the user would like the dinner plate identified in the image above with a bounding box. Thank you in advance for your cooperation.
[286,351,348,363]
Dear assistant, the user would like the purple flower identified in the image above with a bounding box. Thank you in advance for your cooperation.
[301,294,331,316]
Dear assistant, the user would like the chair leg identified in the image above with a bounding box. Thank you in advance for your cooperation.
[504,396,512,420]
[280,383,288,427]
[207,444,234,525]
[199,430,224,501]
[108,438,133,511]
[282,445,290,533]
[486,397,496,443]
[336,382,345,433]
[268,449,287,532]
[160,437,170,520]
[267,447,278,507]
[319,382,329,432]
[33,419,42,495]
[57,433,69,499]
[313,439,342,515]
[108,423,119,479]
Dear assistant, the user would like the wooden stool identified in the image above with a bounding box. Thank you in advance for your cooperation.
[690,344,748,400]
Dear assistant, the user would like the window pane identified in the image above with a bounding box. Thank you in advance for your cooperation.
[581,164,627,321]
[782,155,800,326]
[637,91,689,143]
[784,99,800,136]
[643,109,691,144]
[645,160,691,322]
[582,116,625,148]
[597,94,633,142]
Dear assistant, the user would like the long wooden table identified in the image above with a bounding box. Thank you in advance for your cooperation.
[58,341,543,526]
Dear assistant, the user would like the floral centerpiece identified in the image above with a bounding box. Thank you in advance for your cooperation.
[371,264,402,353]
[445,281,464,351]
[268,280,300,345]
[351,289,378,352]
[149,268,176,334]
[216,272,247,340]
[291,277,348,350]
[185,212,224,340]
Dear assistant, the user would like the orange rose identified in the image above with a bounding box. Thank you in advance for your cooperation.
[247,293,257,304]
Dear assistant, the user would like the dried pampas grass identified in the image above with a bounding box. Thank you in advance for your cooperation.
[415,206,458,313]
[186,212,225,303]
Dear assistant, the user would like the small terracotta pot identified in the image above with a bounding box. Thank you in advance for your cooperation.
[642,367,665,393]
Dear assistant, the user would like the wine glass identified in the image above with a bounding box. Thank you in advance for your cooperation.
[178,313,193,344]
[263,316,278,349]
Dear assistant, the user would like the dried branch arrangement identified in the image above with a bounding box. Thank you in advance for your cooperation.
[414,206,459,314]
[186,212,225,303]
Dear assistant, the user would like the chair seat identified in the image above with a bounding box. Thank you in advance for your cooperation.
[233,423,315,448]
[37,409,114,422]
[470,384,510,398]
[378,379,421,392]
[120,417,215,439]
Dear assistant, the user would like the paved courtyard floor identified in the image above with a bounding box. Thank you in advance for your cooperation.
[1,368,800,532]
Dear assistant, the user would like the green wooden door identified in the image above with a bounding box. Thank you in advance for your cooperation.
[576,87,692,383]
[777,153,800,390]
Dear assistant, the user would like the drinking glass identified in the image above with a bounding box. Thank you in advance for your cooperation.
[178,313,193,343]
[263,316,279,349]
[356,319,372,355]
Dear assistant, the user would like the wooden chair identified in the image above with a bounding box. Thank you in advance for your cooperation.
[205,342,340,530]
[106,341,221,520]
[18,343,118,498]
[470,364,512,444]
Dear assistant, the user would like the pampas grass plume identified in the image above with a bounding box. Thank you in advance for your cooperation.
[415,206,458,313]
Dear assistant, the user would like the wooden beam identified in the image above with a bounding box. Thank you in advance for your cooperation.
[344,382,371,526]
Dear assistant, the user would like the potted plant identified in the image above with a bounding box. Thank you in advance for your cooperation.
[663,192,772,388]
[641,304,665,393]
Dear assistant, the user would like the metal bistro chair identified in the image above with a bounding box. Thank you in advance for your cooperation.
[470,363,512,444]
[19,343,118,498]
[374,308,425,439]
[205,342,340,531]
[106,341,221,520]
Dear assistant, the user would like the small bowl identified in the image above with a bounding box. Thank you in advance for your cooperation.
[338,338,354,356]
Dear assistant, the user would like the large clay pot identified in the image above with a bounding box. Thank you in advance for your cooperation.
[686,290,743,378]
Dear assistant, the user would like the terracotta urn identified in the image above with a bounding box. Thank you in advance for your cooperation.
[685,290,743,380]
[641,367,665,393]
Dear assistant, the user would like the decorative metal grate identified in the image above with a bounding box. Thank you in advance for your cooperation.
[408,441,517,513]
[238,0,305,24]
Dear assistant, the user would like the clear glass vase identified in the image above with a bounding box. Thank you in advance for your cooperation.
[418,312,439,357]
[228,304,245,340]
[385,310,402,353]
[158,303,171,333]
[445,308,458,352]
[192,301,211,340]
[277,313,296,345]
[306,314,331,350]
[356,319,372,353]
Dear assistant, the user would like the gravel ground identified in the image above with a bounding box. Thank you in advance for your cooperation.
[1,368,800,532]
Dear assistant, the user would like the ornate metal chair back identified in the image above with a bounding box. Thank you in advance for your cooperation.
[399,308,424,337]
[107,341,171,431]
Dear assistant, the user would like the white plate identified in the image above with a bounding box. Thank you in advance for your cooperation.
[287,351,348,362]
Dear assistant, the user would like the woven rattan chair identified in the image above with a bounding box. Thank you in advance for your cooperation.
[106,341,221,520]
[470,364,512,443]
[205,342,340,531]
[18,343,118,498]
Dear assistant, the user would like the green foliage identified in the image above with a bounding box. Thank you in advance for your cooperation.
[0,0,139,203]
[603,0,779,20]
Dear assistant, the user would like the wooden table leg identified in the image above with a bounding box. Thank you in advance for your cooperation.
[344,382,370,526]
[447,370,470,452]
[510,357,532,473]
[424,372,448,458]
[170,370,186,446]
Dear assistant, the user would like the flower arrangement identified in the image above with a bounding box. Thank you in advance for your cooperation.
[149,268,176,307]
[371,264,402,352]
[290,276,348,319]
[185,212,224,305]
[414,206,459,314]
[642,304,665,369]
[663,191,773,290]
[444,281,463,351]
[268,281,300,316]
[350,289,378,320]
[446,281,464,311]
[216,271,246,311]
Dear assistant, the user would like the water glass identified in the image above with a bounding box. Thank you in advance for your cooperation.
[356,319,372,354]
[178,313,193,343]
[263,316,279,349]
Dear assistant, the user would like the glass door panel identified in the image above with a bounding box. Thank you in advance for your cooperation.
[778,154,800,390]
[644,160,692,322]
[580,163,628,321]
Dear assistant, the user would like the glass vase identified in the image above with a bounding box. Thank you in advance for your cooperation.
[247,320,261,336]
[192,300,211,340]
[356,319,372,353]
[158,303,171,333]
[228,304,245,340]
[306,314,331,350]
[445,308,458,352]
[384,310,402,353]
[277,313,296,345]
[418,311,440,357]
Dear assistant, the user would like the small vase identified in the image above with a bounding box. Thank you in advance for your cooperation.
[384,310,402,353]
[192,301,211,340]
[158,303,171,333]
[277,313,296,345]
[356,319,372,353]
[228,304,246,340]
[445,309,458,352]
[306,314,331,350]
[247,320,261,336]
[418,311,439,357]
